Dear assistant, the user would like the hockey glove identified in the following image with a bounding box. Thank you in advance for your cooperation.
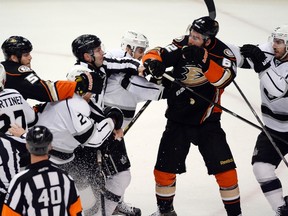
[182,45,210,72]
[75,72,104,95]
[104,106,124,130]
[240,44,270,73]
[33,103,47,113]
[143,59,166,79]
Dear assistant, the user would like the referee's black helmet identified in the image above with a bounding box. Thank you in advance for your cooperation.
[26,126,53,156]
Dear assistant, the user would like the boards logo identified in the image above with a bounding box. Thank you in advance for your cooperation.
[18,65,33,73]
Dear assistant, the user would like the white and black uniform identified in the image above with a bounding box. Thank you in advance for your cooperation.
[2,160,83,216]
[0,88,37,133]
[0,134,27,212]
[36,94,115,164]
[105,49,164,127]
[230,41,288,212]
[66,57,142,216]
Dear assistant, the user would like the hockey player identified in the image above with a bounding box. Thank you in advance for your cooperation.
[105,30,164,126]
[0,63,37,133]
[234,25,288,216]
[1,36,102,103]
[67,34,144,216]
[2,126,83,216]
[142,16,242,216]
[0,63,37,211]
[104,31,165,216]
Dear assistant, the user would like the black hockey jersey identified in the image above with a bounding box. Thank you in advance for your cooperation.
[143,35,237,125]
[2,60,77,102]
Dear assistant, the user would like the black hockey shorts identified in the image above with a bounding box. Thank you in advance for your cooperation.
[155,120,236,175]
[252,127,288,167]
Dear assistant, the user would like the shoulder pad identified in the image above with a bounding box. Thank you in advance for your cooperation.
[172,35,189,48]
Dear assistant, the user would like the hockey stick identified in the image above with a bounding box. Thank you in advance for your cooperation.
[232,80,288,167]
[124,100,152,135]
[96,150,106,216]
[162,73,288,147]
[204,0,216,19]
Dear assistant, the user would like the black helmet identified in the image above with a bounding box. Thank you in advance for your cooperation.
[72,34,101,61]
[190,16,219,38]
[1,36,33,60]
[26,125,53,156]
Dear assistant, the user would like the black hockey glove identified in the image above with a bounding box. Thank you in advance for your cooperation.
[240,44,270,73]
[143,59,165,79]
[104,106,124,130]
[182,45,210,72]
[75,72,104,95]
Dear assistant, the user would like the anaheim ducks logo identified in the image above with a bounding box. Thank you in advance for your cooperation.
[18,65,33,73]
[180,65,208,87]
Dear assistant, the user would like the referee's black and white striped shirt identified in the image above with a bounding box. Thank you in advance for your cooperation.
[2,160,83,216]
[0,134,27,194]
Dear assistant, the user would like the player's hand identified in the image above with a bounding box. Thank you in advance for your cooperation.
[240,44,270,73]
[182,45,210,72]
[113,128,124,140]
[75,72,105,95]
[8,123,26,138]
[104,106,123,130]
[143,59,165,79]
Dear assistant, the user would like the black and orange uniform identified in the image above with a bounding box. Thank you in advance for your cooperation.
[2,160,82,216]
[2,60,77,102]
[143,32,242,215]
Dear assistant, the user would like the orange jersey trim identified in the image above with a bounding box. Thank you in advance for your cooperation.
[204,60,224,84]
[69,196,83,216]
[55,81,76,101]
[1,204,21,216]
[5,72,22,77]
[142,50,163,63]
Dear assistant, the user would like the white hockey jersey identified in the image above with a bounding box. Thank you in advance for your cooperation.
[37,94,114,164]
[259,57,288,132]
[105,49,164,127]
[0,88,37,133]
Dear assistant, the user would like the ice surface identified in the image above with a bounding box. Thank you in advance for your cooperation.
[1,0,288,215]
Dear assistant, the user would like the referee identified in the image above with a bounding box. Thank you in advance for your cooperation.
[0,133,28,213]
[2,126,83,216]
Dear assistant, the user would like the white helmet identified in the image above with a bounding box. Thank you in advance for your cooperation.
[270,24,288,59]
[120,31,149,53]
[271,25,288,47]
[0,64,6,90]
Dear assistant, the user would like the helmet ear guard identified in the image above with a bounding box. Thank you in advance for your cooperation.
[120,30,149,53]
[1,36,33,60]
[190,16,219,38]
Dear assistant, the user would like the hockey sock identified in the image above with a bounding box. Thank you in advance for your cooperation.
[154,169,176,213]
[253,162,285,211]
[215,169,241,216]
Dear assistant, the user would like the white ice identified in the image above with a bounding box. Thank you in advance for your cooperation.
[1,0,288,215]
